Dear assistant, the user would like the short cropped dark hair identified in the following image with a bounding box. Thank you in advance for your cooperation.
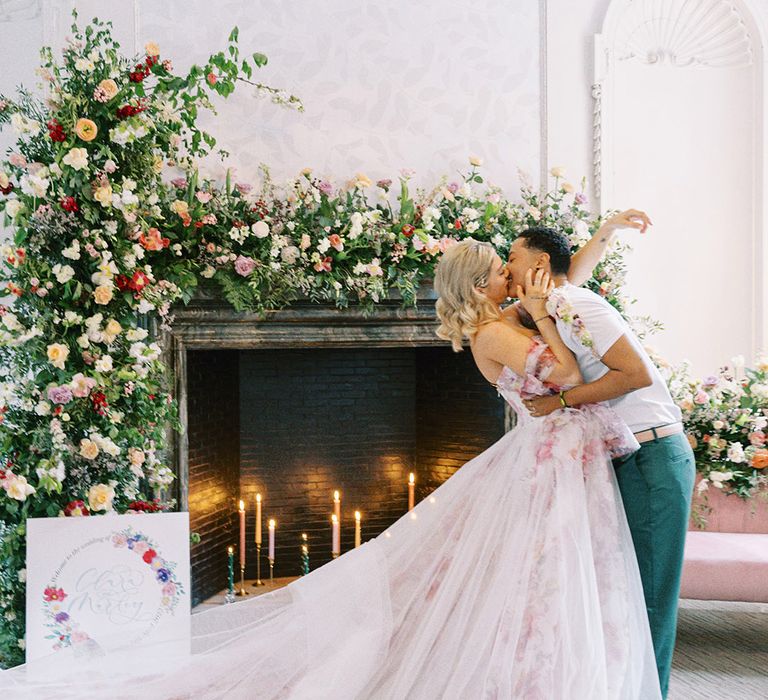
[517,226,572,275]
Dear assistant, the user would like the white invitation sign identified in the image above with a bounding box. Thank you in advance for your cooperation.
[25,512,191,663]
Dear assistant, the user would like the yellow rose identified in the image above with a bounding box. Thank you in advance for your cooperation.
[153,155,164,174]
[170,199,189,215]
[562,182,575,193]
[469,155,483,167]
[354,173,372,189]
[550,166,566,178]
[47,343,70,369]
[300,167,312,176]
[94,184,113,207]
[105,319,122,337]
[79,438,100,460]
[93,285,114,306]
[98,79,119,101]
[0,171,9,189]
[145,41,161,57]
[88,482,115,512]
[75,118,98,142]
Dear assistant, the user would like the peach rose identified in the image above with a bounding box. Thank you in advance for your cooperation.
[751,449,768,469]
[145,42,160,57]
[79,438,100,460]
[75,118,98,142]
[93,285,114,305]
[98,79,119,101]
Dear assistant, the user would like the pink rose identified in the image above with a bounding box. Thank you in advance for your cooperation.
[195,191,212,203]
[132,541,149,555]
[694,390,709,405]
[234,255,256,277]
[749,431,766,446]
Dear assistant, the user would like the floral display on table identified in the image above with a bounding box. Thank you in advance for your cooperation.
[659,353,768,522]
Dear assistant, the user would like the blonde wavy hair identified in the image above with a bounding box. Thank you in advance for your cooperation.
[434,239,503,352]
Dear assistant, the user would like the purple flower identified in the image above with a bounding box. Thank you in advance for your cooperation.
[317,181,333,197]
[575,192,588,205]
[47,385,73,404]
[234,255,256,277]
[702,375,719,388]
[170,177,187,189]
[55,612,70,623]
[447,182,459,194]
[235,183,252,195]
[156,568,171,583]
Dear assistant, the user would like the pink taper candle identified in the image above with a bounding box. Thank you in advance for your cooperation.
[268,519,276,560]
[238,500,246,569]
[408,473,415,511]
[354,511,361,548]
[255,493,262,544]
[331,514,340,555]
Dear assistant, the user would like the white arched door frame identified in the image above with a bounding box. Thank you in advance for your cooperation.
[593,0,768,358]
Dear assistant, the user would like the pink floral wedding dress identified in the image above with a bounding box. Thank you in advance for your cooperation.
[3,338,661,699]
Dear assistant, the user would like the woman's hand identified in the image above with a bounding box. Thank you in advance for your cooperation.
[516,268,553,320]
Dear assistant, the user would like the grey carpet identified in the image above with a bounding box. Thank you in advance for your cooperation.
[669,599,768,699]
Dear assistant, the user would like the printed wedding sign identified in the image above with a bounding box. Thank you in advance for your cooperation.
[25,512,191,663]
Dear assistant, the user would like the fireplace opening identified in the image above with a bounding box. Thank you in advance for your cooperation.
[186,347,506,605]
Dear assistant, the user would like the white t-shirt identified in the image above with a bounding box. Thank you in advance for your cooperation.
[555,283,682,433]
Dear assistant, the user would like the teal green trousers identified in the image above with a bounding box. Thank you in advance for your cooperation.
[613,432,696,699]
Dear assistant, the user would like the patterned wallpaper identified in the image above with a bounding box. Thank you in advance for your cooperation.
[34,0,543,191]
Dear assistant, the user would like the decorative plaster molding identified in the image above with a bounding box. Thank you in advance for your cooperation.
[612,0,753,68]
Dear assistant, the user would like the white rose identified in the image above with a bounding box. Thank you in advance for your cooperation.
[712,420,725,431]
[317,238,331,254]
[252,221,270,238]
[74,58,95,72]
[62,240,81,260]
[88,483,115,512]
[52,264,75,284]
[5,199,23,219]
[95,355,113,373]
[126,327,149,342]
[727,442,745,464]
[79,438,100,460]
[62,147,89,171]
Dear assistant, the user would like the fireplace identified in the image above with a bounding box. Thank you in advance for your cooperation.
[163,289,509,605]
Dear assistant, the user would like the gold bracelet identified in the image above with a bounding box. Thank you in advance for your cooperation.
[559,390,569,408]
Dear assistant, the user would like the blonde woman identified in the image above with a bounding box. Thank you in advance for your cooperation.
[2,240,661,700]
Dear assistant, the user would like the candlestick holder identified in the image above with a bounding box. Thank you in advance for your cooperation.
[224,589,235,604]
[268,557,275,583]
[252,544,265,587]
[235,564,249,596]
[332,552,340,560]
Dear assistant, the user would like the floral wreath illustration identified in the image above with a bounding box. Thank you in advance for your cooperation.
[42,526,184,652]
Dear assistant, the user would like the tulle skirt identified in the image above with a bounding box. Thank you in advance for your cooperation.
[2,407,661,699]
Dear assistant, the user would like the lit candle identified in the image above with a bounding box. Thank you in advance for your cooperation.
[408,473,415,511]
[227,546,234,595]
[255,493,262,545]
[331,513,340,556]
[333,490,341,523]
[354,511,361,548]
[238,499,246,569]
[268,519,276,560]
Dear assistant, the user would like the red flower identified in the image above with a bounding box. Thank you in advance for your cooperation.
[142,549,157,564]
[0,183,12,195]
[145,55,159,68]
[116,275,131,291]
[63,500,90,517]
[313,256,332,273]
[91,391,108,416]
[401,224,415,238]
[128,499,163,513]
[47,119,66,142]
[130,270,150,292]
[116,100,148,119]
[453,220,462,230]
[43,587,67,603]
[60,196,79,213]
[206,72,218,86]
[129,65,150,83]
